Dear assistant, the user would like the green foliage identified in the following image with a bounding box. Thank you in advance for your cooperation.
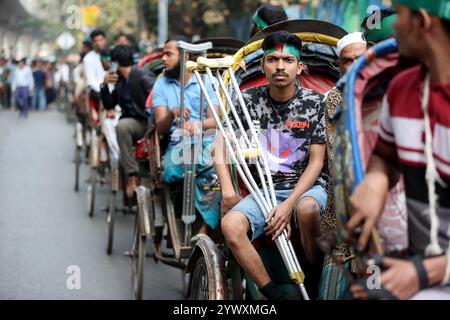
[135,0,292,39]
[95,0,139,41]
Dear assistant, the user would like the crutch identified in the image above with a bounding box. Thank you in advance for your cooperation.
[176,41,213,247]
[187,56,309,300]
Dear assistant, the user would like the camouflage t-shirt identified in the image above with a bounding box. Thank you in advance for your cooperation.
[228,85,328,190]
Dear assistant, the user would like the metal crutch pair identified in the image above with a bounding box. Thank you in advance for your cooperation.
[176,41,213,247]
[186,56,310,300]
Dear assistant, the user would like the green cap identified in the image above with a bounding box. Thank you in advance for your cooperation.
[364,14,397,43]
[394,0,450,20]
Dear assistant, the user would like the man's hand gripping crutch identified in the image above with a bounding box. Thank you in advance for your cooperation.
[187,56,310,300]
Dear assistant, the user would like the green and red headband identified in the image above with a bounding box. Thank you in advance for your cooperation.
[264,43,301,61]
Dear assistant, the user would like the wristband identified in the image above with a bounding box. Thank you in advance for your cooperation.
[411,255,428,290]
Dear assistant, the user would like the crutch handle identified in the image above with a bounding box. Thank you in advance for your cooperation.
[242,148,263,160]
[290,271,306,285]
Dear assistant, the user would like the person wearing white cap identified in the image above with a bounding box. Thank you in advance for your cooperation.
[336,32,367,74]
[318,32,367,299]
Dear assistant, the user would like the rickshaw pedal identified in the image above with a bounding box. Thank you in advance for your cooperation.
[126,208,137,216]
[180,247,193,259]
[123,250,155,258]
[161,251,175,258]
[124,250,132,257]
[221,246,235,261]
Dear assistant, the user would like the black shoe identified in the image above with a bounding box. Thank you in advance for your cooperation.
[259,281,285,301]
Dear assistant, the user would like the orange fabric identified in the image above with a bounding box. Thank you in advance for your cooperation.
[89,98,100,127]
[88,97,100,111]
[146,89,154,111]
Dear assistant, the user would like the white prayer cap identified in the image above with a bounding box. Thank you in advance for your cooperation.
[336,32,366,57]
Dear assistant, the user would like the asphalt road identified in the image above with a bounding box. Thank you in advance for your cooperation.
[0,108,183,300]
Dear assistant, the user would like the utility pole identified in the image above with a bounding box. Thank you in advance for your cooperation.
[158,0,168,47]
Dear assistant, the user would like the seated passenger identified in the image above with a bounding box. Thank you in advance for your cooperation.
[152,36,221,235]
[99,47,121,165]
[84,29,107,124]
[100,45,156,196]
[217,31,329,300]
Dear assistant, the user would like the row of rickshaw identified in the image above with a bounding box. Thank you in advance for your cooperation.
[72,19,410,300]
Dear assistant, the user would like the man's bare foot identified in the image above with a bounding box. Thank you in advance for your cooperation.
[126,175,140,198]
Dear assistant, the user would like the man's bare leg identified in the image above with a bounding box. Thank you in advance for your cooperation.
[296,197,321,265]
[221,211,271,288]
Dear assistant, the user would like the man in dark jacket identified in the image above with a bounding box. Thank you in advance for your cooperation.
[101,45,156,197]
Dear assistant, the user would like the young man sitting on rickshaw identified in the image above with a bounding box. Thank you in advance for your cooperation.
[152,37,221,237]
[217,31,329,300]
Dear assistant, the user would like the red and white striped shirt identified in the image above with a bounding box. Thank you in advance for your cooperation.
[378,65,450,255]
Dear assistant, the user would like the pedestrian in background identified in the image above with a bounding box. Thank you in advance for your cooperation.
[12,58,34,118]
[45,61,57,109]
[32,59,47,111]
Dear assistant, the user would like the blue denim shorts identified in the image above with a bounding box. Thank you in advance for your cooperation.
[230,184,328,241]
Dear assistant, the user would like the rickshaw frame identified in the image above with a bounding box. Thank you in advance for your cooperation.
[129,40,243,300]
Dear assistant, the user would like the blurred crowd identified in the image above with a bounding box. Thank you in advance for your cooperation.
[0,55,71,117]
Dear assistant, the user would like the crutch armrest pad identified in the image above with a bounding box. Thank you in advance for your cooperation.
[186,61,199,72]
[196,56,235,70]
[176,41,213,52]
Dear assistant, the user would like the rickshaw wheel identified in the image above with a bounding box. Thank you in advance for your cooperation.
[84,131,91,163]
[106,190,116,255]
[226,259,245,300]
[74,146,81,192]
[189,256,210,300]
[87,167,97,217]
[181,266,191,298]
[131,226,147,300]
